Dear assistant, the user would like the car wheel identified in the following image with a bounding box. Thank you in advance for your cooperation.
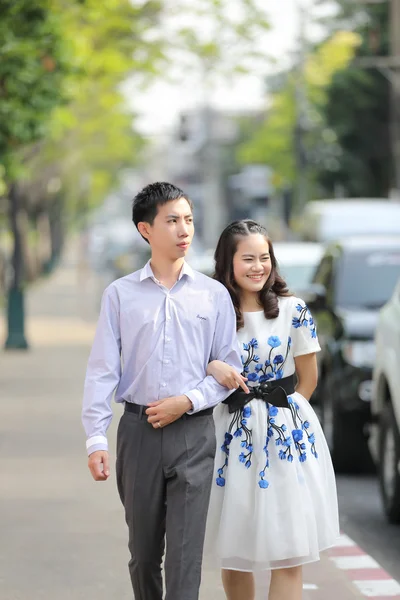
[378,402,400,524]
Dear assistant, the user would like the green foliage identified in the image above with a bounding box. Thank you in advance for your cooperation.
[0,0,70,179]
[30,0,163,214]
[319,67,390,197]
[164,0,271,82]
[237,0,392,199]
[316,0,391,197]
[1,0,273,215]
[237,31,361,190]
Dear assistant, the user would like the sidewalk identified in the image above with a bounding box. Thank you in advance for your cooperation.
[0,245,394,599]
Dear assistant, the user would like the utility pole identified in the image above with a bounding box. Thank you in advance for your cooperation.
[293,0,309,213]
[354,0,400,195]
[390,0,400,193]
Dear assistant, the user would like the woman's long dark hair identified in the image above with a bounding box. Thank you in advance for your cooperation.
[214,220,291,330]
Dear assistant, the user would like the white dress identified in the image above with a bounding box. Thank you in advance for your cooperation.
[206,296,340,572]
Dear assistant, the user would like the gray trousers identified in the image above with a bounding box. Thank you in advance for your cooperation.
[116,406,216,600]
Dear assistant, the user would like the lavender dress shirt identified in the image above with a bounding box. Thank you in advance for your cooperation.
[82,260,242,454]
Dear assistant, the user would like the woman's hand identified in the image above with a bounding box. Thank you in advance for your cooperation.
[207,360,249,393]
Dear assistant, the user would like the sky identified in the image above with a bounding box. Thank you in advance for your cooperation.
[128,0,332,136]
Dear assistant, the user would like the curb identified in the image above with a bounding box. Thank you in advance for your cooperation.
[328,534,400,598]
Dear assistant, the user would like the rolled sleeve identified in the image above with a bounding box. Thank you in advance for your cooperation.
[186,286,242,413]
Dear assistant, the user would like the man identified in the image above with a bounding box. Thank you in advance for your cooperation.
[82,182,245,600]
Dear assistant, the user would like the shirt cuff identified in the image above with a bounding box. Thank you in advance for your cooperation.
[86,435,108,455]
[184,389,205,413]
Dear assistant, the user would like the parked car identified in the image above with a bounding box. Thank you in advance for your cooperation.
[274,242,324,296]
[305,236,400,472]
[300,199,400,243]
[187,240,324,285]
[370,278,400,523]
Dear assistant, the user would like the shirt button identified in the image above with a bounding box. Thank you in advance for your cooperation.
[166,316,171,321]
[162,383,167,387]
[166,337,171,342]
[164,359,170,364]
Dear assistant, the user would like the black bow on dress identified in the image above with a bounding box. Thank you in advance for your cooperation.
[222,375,295,414]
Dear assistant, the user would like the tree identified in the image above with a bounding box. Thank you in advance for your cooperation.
[1,0,272,349]
[236,31,361,195]
[17,0,272,225]
[25,0,163,223]
[316,0,391,197]
[236,0,392,201]
[0,0,166,349]
[161,0,270,83]
[0,0,70,349]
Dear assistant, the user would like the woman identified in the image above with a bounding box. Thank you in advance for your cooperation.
[206,220,339,600]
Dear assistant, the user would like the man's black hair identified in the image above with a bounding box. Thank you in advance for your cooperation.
[132,182,193,241]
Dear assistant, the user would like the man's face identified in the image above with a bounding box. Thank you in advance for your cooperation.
[141,198,194,260]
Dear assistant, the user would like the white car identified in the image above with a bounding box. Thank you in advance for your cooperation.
[274,242,324,296]
[300,199,400,243]
[186,240,324,292]
[370,278,400,523]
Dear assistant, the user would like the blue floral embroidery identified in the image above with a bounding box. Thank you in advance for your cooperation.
[241,335,291,385]
[215,331,318,490]
[292,302,317,338]
[288,397,318,460]
[268,335,281,348]
[216,406,253,487]
[216,396,318,489]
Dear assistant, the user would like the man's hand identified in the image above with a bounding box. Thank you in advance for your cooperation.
[146,395,192,429]
[88,450,110,481]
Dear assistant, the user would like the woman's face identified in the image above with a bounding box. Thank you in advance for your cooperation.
[233,233,272,295]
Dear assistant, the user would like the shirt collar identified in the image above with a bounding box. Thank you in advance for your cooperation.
[139,260,195,283]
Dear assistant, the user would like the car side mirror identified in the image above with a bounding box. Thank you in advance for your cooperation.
[302,283,327,311]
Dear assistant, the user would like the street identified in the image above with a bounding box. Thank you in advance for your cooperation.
[1,248,400,600]
[337,474,400,583]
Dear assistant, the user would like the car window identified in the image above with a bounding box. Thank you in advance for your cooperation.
[279,264,317,290]
[336,249,400,309]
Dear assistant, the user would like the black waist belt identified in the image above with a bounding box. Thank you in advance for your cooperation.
[124,402,213,417]
[223,374,295,414]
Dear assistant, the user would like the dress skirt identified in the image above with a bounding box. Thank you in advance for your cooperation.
[205,392,340,572]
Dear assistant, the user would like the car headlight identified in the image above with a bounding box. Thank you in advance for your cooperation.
[342,341,376,368]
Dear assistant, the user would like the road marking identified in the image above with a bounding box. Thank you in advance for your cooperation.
[347,569,393,581]
[353,579,400,597]
[303,583,318,590]
[330,532,400,598]
[331,555,381,570]
[335,534,357,547]
[329,545,366,557]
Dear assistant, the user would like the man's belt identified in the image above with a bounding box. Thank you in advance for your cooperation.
[222,374,295,414]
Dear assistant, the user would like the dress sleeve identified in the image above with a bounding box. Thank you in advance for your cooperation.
[290,297,321,357]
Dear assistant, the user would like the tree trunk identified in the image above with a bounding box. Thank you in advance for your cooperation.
[4,183,29,350]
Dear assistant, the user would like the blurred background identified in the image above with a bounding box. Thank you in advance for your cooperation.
[2,1,400,598]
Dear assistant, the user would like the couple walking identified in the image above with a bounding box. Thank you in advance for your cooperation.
[82,182,339,600]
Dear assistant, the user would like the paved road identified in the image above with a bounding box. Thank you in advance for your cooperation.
[337,474,400,582]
